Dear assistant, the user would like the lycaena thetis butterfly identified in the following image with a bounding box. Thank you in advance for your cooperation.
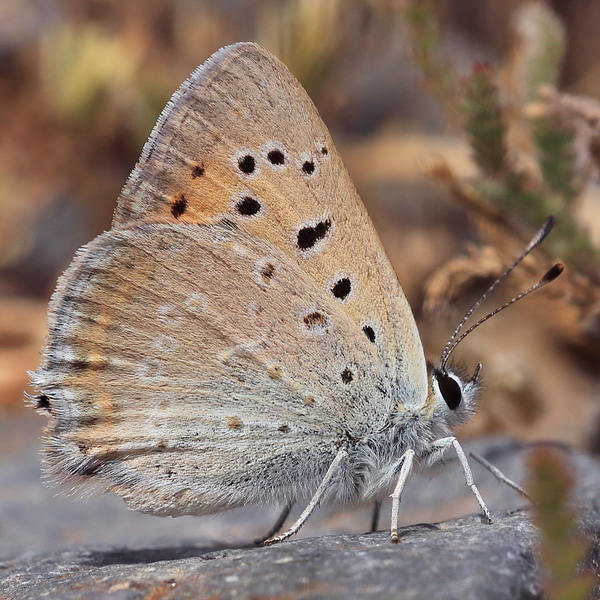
[29,43,562,544]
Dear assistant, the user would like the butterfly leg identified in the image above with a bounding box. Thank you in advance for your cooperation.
[254,502,294,546]
[389,449,415,543]
[370,499,382,533]
[264,447,349,546]
[469,451,532,502]
[432,437,493,524]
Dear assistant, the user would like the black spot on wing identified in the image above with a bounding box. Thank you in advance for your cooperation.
[238,155,256,174]
[268,149,285,165]
[332,278,351,300]
[297,219,331,251]
[171,194,187,218]
[363,325,376,343]
[236,196,261,216]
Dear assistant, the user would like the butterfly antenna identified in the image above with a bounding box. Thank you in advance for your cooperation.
[440,263,563,369]
[439,215,559,371]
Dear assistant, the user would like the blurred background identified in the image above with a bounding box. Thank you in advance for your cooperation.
[2,0,600,557]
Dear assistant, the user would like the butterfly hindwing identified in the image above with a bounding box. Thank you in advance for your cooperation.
[33,221,391,514]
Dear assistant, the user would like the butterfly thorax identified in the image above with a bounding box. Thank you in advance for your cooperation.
[347,364,480,501]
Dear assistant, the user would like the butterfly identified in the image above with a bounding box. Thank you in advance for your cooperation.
[29,42,560,544]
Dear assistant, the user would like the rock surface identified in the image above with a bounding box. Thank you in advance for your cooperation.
[0,512,551,600]
[2,507,599,600]
[0,412,599,599]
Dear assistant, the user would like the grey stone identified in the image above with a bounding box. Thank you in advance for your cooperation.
[2,507,598,600]
[0,512,541,600]
[1,411,599,599]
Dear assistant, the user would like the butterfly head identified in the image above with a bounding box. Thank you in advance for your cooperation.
[424,216,562,433]
[430,363,481,430]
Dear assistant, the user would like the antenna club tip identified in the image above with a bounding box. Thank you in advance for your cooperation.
[539,215,556,242]
[543,263,564,282]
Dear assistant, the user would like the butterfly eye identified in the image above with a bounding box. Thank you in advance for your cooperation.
[434,369,462,410]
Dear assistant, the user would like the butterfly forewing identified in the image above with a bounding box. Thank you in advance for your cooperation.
[113,42,427,406]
